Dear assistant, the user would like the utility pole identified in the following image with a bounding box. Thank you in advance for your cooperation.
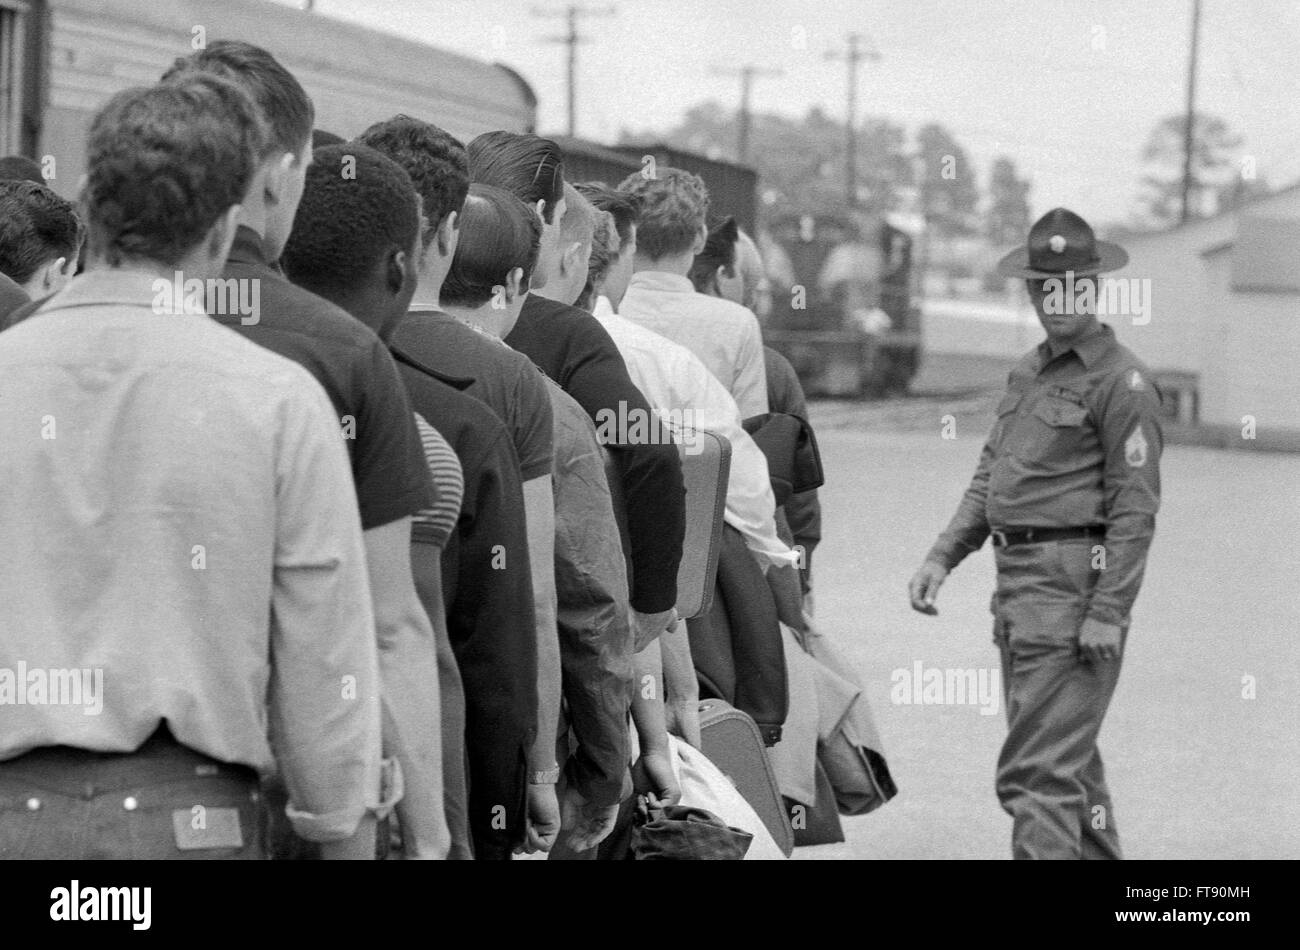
[533,3,616,138]
[711,65,783,163]
[1179,0,1202,223]
[826,32,880,208]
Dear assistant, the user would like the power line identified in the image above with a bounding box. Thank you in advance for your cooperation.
[532,3,616,138]
[826,32,881,208]
[710,64,783,164]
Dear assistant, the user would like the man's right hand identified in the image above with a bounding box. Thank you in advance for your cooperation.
[630,607,677,653]
[635,749,681,806]
[908,560,948,615]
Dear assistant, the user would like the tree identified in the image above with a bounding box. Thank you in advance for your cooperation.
[624,102,913,223]
[1138,112,1243,227]
[914,123,979,237]
[985,156,1031,248]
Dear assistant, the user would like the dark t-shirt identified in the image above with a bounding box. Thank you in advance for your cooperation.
[392,345,538,862]
[0,274,33,333]
[391,309,553,483]
[221,227,434,530]
[507,294,685,614]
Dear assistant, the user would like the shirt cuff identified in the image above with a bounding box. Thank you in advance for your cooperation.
[284,758,399,842]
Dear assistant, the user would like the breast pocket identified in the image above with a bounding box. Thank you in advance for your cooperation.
[1020,398,1090,465]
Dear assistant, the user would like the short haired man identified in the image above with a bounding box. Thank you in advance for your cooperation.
[282,143,535,861]
[909,208,1162,860]
[0,180,83,300]
[164,42,444,858]
[358,115,560,858]
[692,217,823,600]
[0,76,381,859]
[474,135,687,655]
[442,182,635,855]
[617,167,769,420]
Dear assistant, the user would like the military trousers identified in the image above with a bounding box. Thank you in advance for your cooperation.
[991,538,1125,860]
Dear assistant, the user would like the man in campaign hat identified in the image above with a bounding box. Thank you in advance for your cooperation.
[908,208,1163,859]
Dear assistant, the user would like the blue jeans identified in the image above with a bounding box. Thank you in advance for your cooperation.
[0,727,264,860]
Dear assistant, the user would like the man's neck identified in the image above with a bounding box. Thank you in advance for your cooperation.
[531,282,575,306]
[408,267,446,311]
[442,302,513,339]
[632,251,694,277]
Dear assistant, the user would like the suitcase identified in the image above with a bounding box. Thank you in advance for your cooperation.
[605,429,731,621]
[698,698,794,856]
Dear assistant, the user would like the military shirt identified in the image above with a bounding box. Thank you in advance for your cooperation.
[927,322,1163,626]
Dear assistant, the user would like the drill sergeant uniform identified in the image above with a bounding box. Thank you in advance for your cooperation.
[926,210,1162,859]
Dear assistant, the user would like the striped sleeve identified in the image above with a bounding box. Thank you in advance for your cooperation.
[411,413,464,550]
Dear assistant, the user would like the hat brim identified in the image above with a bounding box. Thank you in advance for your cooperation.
[995,241,1129,279]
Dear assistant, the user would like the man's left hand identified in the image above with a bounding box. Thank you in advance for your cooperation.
[1078,617,1123,663]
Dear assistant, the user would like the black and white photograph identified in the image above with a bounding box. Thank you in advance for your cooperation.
[0,0,1290,929]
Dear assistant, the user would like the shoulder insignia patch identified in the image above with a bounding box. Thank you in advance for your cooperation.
[1125,426,1148,468]
[1128,369,1145,391]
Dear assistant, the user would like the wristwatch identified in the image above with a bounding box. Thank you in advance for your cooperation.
[529,766,561,785]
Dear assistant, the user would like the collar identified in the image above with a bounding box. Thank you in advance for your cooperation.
[226,225,276,272]
[627,271,695,295]
[592,295,615,318]
[389,310,477,390]
[1037,322,1115,371]
[36,267,207,315]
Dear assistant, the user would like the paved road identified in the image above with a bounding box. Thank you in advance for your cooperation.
[792,402,1300,859]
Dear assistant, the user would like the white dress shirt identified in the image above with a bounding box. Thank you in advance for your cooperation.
[594,296,797,571]
[618,271,769,419]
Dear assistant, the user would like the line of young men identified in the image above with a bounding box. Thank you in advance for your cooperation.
[0,40,803,860]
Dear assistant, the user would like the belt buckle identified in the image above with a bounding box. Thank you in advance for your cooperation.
[991,529,1008,548]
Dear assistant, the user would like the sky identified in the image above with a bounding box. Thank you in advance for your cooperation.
[298,0,1300,225]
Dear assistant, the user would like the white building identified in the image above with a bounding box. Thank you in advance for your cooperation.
[1111,185,1300,447]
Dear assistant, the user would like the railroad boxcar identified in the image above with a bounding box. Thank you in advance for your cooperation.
[0,0,537,196]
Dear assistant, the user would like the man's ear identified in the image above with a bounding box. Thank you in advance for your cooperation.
[386,248,406,295]
[263,152,297,206]
[561,241,584,276]
[209,204,243,267]
[40,257,68,292]
[505,266,524,301]
[691,224,707,255]
[437,211,459,258]
[535,199,548,224]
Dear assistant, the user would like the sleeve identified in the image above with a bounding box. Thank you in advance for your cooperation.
[268,373,382,842]
[1087,370,1163,626]
[512,360,556,482]
[442,426,538,859]
[925,390,1016,571]
[762,347,821,582]
[352,339,438,530]
[552,427,633,806]
[563,317,685,613]
[732,317,770,419]
[411,414,464,551]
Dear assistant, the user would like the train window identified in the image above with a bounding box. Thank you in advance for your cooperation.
[0,0,28,156]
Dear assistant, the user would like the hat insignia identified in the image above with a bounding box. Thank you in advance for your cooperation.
[1049,234,1067,253]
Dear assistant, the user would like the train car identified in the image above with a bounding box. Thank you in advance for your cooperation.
[764,211,922,397]
[554,135,758,237]
[549,134,641,188]
[0,0,537,196]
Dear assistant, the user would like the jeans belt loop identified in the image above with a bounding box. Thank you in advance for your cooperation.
[991,529,1007,548]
